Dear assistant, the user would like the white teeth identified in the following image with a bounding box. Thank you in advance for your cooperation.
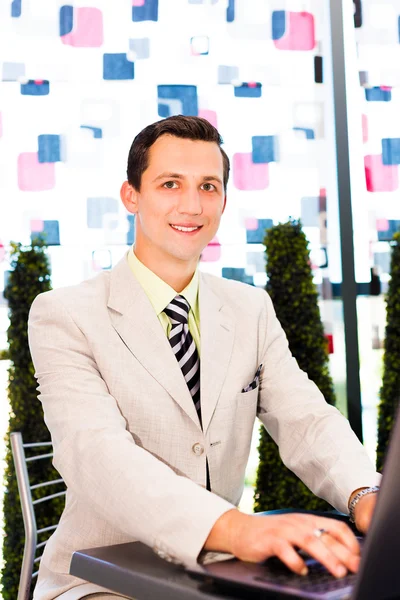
[171,225,199,232]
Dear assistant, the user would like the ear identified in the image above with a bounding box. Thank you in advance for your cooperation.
[120,181,139,215]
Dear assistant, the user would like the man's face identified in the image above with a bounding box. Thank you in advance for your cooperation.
[128,134,226,266]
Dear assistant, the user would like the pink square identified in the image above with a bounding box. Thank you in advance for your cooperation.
[376,218,389,231]
[61,7,103,48]
[365,155,398,192]
[274,12,316,51]
[30,219,44,232]
[362,114,368,144]
[233,153,269,191]
[0,242,5,263]
[132,0,145,5]
[18,153,56,191]
[245,218,258,231]
[198,110,218,129]
[201,236,221,262]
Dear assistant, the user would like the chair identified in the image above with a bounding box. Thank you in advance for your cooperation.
[10,432,66,600]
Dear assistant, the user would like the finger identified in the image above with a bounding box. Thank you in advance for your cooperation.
[302,516,360,555]
[321,534,360,574]
[272,540,308,576]
[290,528,349,578]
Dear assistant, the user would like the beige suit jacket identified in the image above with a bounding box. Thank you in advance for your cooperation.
[28,253,380,599]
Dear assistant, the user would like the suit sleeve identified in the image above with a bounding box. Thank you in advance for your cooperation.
[256,291,381,514]
[28,291,235,566]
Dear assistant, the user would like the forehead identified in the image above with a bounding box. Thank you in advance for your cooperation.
[145,134,224,176]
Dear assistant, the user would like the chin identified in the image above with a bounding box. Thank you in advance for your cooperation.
[166,248,201,263]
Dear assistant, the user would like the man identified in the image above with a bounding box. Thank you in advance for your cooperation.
[28,115,380,600]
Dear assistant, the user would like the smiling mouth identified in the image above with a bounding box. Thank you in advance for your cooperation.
[170,224,203,233]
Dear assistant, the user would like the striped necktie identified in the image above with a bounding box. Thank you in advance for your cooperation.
[164,295,201,423]
[164,295,211,491]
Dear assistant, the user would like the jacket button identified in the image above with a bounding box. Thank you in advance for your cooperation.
[192,443,204,456]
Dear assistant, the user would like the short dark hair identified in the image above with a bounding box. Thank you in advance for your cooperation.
[126,115,230,191]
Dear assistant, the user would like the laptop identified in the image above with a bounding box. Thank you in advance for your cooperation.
[187,408,400,600]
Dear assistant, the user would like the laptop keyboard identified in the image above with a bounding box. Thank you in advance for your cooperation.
[254,556,357,594]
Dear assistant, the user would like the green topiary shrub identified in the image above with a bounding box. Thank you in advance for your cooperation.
[254,219,336,512]
[1,240,65,600]
[376,232,400,472]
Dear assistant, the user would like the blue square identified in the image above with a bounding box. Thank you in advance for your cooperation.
[226,0,235,22]
[234,83,262,98]
[31,220,60,246]
[377,220,400,242]
[21,80,50,96]
[293,127,315,140]
[272,10,286,40]
[252,136,277,163]
[11,0,21,17]
[382,138,400,165]
[38,135,61,163]
[60,5,73,36]
[103,54,134,80]
[132,0,158,22]
[80,125,102,139]
[158,103,170,118]
[365,87,391,102]
[129,38,150,60]
[218,65,239,85]
[157,85,198,116]
[301,197,320,227]
[246,219,273,244]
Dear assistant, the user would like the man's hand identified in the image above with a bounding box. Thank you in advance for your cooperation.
[204,509,360,579]
[352,493,378,534]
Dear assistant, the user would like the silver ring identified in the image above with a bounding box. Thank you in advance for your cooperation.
[313,528,329,539]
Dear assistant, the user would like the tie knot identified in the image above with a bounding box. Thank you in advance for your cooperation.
[164,295,190,325]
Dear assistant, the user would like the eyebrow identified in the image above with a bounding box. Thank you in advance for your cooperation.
[152,172,223,185]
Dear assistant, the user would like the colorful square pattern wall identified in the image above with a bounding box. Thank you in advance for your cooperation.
[0,0,328,291]
[353,0,400,273]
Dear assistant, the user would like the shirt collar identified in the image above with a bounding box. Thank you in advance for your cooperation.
[128,247,199,316]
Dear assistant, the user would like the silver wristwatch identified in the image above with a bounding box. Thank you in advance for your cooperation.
[349,486,380,523]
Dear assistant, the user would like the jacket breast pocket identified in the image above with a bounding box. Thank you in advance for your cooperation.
[236,385,259,407]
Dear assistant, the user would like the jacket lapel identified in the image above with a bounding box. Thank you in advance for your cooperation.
[107,255,201,430]
[199,273,235,434]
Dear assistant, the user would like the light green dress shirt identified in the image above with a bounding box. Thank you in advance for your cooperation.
[127,247,201,353]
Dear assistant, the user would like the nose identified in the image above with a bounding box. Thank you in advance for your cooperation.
[176,186,202,215]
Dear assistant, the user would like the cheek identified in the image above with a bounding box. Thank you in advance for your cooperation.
[139,198,167,223]
[208,206,224,225]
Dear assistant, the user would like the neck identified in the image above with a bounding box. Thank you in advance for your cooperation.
[133,246,198,293]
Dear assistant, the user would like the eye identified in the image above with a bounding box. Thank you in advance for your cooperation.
[163,181,178,189]
[201,183,216,192]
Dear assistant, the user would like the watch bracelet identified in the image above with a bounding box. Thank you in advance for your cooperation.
[348,486,380,523]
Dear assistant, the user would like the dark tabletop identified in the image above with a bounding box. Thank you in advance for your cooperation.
[69,510,354,600]
[70,540,271,600]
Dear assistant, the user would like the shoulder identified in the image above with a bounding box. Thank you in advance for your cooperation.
[29,270,111,320]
